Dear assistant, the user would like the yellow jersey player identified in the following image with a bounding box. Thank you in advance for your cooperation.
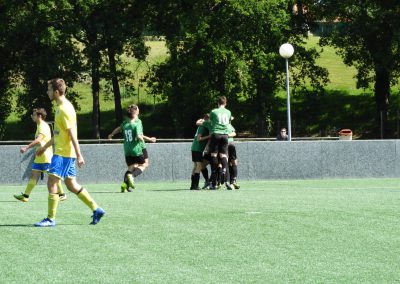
[35,78,105,227]
[14,108,66,202]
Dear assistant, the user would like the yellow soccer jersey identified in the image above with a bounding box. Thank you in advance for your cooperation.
[34,121,53,163]
[53,99,77,158]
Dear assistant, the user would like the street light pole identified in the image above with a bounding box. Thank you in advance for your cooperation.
[279,43,294,141]
[285,58,292,141]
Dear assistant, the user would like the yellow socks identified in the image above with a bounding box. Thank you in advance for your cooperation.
[47,193,59,220]
[57,180,65,195]
[77,188,98,211]
[24,178,36,196]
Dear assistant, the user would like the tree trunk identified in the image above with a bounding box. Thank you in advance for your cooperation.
[87,28,101,139]
[374,67,390,139]
[107,45,123,126]
[91,60,101,139]
[255,84,268,137]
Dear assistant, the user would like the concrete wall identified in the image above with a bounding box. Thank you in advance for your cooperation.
[1,140,399,185]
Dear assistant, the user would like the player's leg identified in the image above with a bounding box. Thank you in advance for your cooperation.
[125,155,145,190]
[141,149,149,170]
[14,169,41,202]
[209,135,219,189]
[64,177,105,225]
[190,151,202,190]
[219,136,233,190]
[34,173,59,227]
[201,155,210,189]
[122,156,135,192]
[228,144,239,189]
[57,180,67,201]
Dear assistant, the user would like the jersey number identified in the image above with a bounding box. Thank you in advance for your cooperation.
[218,113,229,125]
[125,130,133,142]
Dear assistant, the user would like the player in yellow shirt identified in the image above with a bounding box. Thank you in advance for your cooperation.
[14,108,66,202]
[34,78,105,227]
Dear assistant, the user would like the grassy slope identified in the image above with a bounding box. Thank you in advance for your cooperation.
[1,179,399,283]
[3,37,400,139]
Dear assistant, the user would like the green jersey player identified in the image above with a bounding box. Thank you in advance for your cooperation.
[108,105,146,192]
[208,96,233,190]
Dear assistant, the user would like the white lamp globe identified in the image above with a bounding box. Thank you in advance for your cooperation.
[279,43,294,59]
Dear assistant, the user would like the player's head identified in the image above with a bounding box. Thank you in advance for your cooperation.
[47,78,66,101]
[280,128,287,136]
[217,96,227,107]
[127,104,138,119]
[32,108,47,122]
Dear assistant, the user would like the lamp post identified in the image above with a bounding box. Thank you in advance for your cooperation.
[279,43,294,141]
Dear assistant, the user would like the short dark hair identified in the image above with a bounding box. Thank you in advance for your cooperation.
[48,78,66,95]
[218,96,227,105]
[33,108,47,120]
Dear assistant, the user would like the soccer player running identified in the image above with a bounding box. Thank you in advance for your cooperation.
[190,114,211,190]
[14,108,67,202]
[108,105,148,192]
[34,78,105,227]
[209,96,233,190]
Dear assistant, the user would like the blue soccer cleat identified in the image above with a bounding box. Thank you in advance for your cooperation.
[34,218,56,227]
[90,207,105,225]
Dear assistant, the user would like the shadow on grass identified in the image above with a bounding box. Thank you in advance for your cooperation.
[146,189,188,192]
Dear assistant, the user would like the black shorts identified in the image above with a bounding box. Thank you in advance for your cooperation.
[125,155,145,166]
[209,134,229,155]
[143,148,149,160]
[228,144,237,161]
[203,153,211,163]
[192,151,203,162]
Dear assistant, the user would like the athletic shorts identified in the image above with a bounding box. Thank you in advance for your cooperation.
[192,151,203,162]
[32,162,50,172]
[142,148,149,160]
[48,155,76,180]
[209,134,229,155]
[203,153,211,163]
[125,155,145,166]
[228,144,237,161]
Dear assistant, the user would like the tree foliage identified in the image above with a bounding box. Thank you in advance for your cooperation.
[312,0,400,138]
[147,0,328,137]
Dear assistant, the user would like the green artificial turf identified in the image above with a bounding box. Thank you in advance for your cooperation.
[1,179,400,283]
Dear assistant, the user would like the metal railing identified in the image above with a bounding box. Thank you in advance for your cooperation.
[0,137,339,145]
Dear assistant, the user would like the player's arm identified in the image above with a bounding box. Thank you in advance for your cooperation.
[36,137,54,156]
[108,126,122,140]
[143,135,156,143]
[21,134,44,153]
[198,134,211,142]
[196,118,205,126]
[68,128,85,168]
[228,131,236,137]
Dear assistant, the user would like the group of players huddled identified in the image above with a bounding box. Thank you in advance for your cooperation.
[14,79,239,227]
[190,96,239,190]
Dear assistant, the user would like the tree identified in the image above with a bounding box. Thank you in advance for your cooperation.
[4,1,81,123]
[147,0,328,136]
[312,0,400,138]
[70,0,148,137]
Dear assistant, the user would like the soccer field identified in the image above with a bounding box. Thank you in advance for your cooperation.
[1,179,400,283]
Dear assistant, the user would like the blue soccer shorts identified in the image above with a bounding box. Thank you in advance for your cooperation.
[47,155,76,180]
[32,163,50,172]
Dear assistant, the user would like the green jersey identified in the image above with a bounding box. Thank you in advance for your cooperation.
[227,124,235,143]
[191,125,209,152]
[121,118,143,157]
[210,107,231,134]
